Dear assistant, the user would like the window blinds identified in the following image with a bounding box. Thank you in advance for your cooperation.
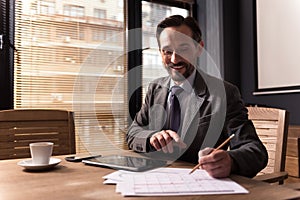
[14,0,127,154]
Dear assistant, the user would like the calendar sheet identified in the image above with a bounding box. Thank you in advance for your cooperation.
[111,168,248,196]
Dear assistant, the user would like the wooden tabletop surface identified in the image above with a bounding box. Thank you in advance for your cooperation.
[1,155,300,200]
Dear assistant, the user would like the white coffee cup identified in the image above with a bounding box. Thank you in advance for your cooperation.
[29,142,54,165]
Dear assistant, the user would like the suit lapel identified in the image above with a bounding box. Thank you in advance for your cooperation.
[180,72,208,139]
[149,77,170,130]
[180,93,204,139]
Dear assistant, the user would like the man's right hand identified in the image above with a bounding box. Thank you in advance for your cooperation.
[149,130,187,153]
[198,147,232,178]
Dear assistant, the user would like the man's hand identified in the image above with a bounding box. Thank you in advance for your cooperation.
[198,147,232,178]
[150,130,186,153]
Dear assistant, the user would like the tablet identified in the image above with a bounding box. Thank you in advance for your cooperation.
[82,155,168,172]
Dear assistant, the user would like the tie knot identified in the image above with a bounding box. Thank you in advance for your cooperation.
[170,86,183,96]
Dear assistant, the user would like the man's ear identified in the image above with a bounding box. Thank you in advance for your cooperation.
[196,40,204,56]
[158,48,164,57]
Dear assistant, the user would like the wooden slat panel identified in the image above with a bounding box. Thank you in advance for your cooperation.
[0,121,69,129]
[247,107,280,121]
[259,136,277,142]
[267,151,276,160]
[0,109,75,160]
[14,133,67,140]
[288,125,300,138]
[267,158,275,166]
[247,106,289,177]
[264,143,276,151]
[0,131,69,141]
[286,156,300,177]
[0,138,71,149]
[252,121,279,129]
[253,128,278,136]
[286,137,299,157]
[0,145,73,159]
[0,109,70,121]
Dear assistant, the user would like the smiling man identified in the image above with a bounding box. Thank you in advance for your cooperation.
[126,15,268,178]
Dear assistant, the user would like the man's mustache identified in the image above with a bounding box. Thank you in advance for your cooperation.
[166,62,187,68]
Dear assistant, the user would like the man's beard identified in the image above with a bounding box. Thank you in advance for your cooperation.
[165,61,194,82]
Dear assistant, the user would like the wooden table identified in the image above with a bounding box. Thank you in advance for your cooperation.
[1,155,300,200]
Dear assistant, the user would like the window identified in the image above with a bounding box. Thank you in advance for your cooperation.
[92,28,106,41]
[94,8,106,19]
[14,0,127,154]
[30,0,55,15]
[63,4,84,17]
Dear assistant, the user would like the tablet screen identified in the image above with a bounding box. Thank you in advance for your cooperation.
[82,155,168,172]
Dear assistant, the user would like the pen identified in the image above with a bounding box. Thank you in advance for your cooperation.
[65,155,102,162]
[189,134,235,174]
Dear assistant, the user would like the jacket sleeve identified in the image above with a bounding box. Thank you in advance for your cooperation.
[225,84,268,178]
[126,84,157,153]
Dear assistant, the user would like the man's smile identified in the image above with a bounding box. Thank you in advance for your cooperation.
[167,62,187,70]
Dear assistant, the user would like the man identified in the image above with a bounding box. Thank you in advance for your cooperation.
[126,15,268,178]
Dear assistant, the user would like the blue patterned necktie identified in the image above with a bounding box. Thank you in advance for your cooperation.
[169,86,183,133]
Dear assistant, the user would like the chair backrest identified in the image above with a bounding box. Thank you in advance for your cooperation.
[247,106,289,175]
[0,109,75,160]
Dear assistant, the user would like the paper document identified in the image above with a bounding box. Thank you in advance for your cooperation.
[103,168,248,196]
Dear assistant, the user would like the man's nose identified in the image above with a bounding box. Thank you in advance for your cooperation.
[170,51,181,64]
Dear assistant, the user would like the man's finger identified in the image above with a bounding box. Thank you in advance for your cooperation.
[198,147,214,157]
[161,131,174,153]
[156,134,168,153]
[166,141,174,153]
[165,130,180,141]
[198,149,225,166]
[165,129,187,149]
[173,140,187,149]
[150,136,161,151]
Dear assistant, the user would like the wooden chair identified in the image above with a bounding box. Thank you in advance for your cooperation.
[0,109,75,160]
[247,106,289,184]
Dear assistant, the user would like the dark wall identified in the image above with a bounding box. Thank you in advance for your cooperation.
[0,0,14,110]
[239,0,300,125]
[222,0,240,88]
[197,0,241,87]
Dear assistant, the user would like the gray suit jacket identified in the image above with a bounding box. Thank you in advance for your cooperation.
[126,71,268,178]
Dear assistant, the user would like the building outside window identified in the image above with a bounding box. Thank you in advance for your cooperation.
[63,4,85,17]
[94,8,106,19]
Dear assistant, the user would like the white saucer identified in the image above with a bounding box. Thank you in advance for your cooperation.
[18,157,61,171]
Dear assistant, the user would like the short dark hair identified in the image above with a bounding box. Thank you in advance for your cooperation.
[156,15,202,48]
